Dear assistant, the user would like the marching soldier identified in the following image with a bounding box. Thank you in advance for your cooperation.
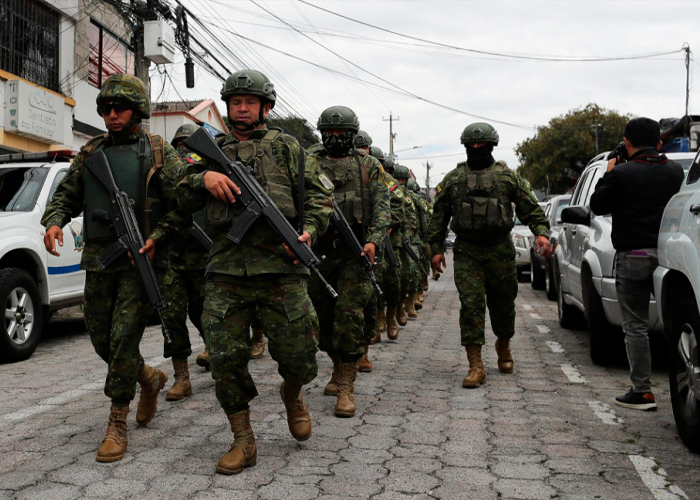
[42,74,192,462]
[428,122,551,388]
[393,165,420,321]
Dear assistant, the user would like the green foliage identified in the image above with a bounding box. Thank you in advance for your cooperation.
[266,115,320,149]
[515,104,631,194]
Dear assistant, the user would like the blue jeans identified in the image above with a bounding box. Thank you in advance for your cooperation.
[615,249,658,393]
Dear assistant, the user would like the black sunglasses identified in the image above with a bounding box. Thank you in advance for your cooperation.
[98,101,130,115]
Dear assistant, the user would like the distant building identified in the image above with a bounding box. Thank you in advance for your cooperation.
[150,100,228,144]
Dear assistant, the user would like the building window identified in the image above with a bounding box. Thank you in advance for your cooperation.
[0,0,59,92]
[89,21,135,88]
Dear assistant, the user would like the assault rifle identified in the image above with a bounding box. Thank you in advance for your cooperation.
[170,222,213,257]
[383,233,399,270]
[401,235,429,276]
[84,151,172,344]
[184,128,337,299]
[330,200,382,296]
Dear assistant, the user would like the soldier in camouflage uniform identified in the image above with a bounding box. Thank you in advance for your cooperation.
[42,74,192,463]
[308,107,390,418]
[393,165,421,321]
[370,148,405,343]
[177,70,333,474]
[407,179,431,310]
[428,122,551,388]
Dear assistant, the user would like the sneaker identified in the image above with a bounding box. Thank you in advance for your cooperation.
[614,390,657,411]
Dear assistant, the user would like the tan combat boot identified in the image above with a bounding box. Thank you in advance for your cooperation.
[280,382,312,441]
[414,292,424,310]
[495,338,514,373]
[358,345,372,373]
[324,356,341,395]
[404,293,418,319]
[370,327,382,345]
[166,358,192,401]
[136,364,167,425]
[250,328,265,359]
[335,362,358,418]
[462,345,486,388]
[423,279,429,291]
[196,347,210,371]
[396,302,408,326]
[217,409,257,475]
[96,405,129,463]
[386,306,399,340]
[376,308,387,334]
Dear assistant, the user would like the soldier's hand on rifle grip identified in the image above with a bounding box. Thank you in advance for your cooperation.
[361,242,376,265]
[283,231,312,264]
[136,238,156,264]
[44,225,64,256]
[432,253,446,274]
[536,235,552,259]
[203,171,241,203]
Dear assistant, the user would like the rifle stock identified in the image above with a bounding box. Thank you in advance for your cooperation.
[400,235,429,276]
[184,128,337,299]
[84,151,172,344]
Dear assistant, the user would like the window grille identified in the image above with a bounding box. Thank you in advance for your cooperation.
[0,0,59,92]
[89,21,135,88]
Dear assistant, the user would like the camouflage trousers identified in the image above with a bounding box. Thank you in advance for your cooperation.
[376,256,402,309]
[160,267,206,359]
[308,255,374,362]
[408,239,427,294]
[453,237,518,346]
[83,270,155,406]
[202,273,319,414]
[397,246,417,298]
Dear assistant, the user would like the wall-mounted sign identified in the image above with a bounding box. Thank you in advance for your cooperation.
[4,79,65,144]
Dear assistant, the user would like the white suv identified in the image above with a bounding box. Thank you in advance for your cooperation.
[555,151,696,366]
[0,150,85,362]
[654,149,700,452]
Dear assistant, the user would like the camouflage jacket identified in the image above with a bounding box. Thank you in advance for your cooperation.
[428,160,549,254]
[41,130,192,272]
[399,184,419,240]
[412,192,431,242]
[177,128,333,277]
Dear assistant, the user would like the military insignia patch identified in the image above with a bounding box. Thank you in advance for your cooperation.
[319,173,334,191]
[436,183,443,195]
[185,153,202,164]
[388,181,398,192]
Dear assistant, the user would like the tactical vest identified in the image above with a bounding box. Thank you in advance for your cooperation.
[81,132,166,242]
[206,128,298,228]
[317,152,370,228]
[449,161,514,235]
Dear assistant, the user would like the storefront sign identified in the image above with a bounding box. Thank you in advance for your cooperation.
[4,79,65,144]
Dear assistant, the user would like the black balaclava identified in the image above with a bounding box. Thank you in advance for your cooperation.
[466,143,495,170]
[322,131,355,158]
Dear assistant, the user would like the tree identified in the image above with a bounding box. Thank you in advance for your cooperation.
[515,104,631,194]
[266,115,320,149]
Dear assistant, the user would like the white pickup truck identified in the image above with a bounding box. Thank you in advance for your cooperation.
[0,150,85,362]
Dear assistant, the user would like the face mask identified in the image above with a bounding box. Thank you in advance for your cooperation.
[466,144,495,170]
[322,131,354,157]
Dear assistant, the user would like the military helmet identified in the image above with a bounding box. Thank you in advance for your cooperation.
[369,145,385,163]
[354,130,372,148]
[96,74,151,118]
[171,123,200,146]
[383,155,395,171]
[460,122,499,146]
[317,106,360,132]
[221,70,276,109]
[407,179,420,192]
[393,165,410,180]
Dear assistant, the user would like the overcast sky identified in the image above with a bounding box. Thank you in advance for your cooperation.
[150,0,700,188]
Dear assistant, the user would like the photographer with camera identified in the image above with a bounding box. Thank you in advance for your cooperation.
[590,117,684,411]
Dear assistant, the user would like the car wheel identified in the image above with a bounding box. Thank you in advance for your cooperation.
[556,262,581,329]
[530,253,546,290]
[583,276,622,366]
[517,266,530,283]
[545,260,557,301]
[0,268,44,363]
[668,298,700,452]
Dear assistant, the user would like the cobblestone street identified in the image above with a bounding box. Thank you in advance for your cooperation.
[2,254,699,499]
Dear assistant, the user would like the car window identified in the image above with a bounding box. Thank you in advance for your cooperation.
[47,169,67,204]
[686,153,700,184]
[571,168,593,205]
[581,166,604,206]
[554,199,570,223]
[0,167,49,212]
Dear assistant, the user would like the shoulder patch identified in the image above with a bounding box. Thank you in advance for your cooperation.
[436,183,444,195]
[319,173,334,191]
[185,153,202,164]
[388,181,399,192]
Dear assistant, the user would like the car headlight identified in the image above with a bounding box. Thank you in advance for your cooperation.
[512,233,528,249]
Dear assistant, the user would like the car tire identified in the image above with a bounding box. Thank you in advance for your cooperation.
[0,268,44,363]
[517,267,530,283]
[668,297,700,452]
[545,260,557,301]
[556,262,581,329]
[530,252,546,290]
[583,275,622,366]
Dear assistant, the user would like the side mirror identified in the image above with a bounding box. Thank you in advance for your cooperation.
[561,206,591,226]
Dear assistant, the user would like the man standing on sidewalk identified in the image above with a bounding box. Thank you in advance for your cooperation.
[590,117,684,411]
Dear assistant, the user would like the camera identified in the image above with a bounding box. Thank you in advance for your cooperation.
[606,141,628,164]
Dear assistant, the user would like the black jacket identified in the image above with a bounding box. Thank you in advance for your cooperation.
[589,148,684,251]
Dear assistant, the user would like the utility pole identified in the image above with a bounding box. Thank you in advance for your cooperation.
[383,113,399,160]
[592,123,602,155]
[684,43,691,136]
[425,161,432,199]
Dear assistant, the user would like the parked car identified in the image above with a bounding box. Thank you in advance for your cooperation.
[0,150,85,362]
[555,151,696,365]
[530,195,571,299]
[654,149,700,451]
[512,216,534,282]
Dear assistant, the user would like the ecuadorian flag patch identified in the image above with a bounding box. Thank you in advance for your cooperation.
[388,181,399,192]
[436,183,443,195]
[185,153,202,164]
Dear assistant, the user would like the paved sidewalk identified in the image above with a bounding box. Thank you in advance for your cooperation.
[1,253,699,499]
